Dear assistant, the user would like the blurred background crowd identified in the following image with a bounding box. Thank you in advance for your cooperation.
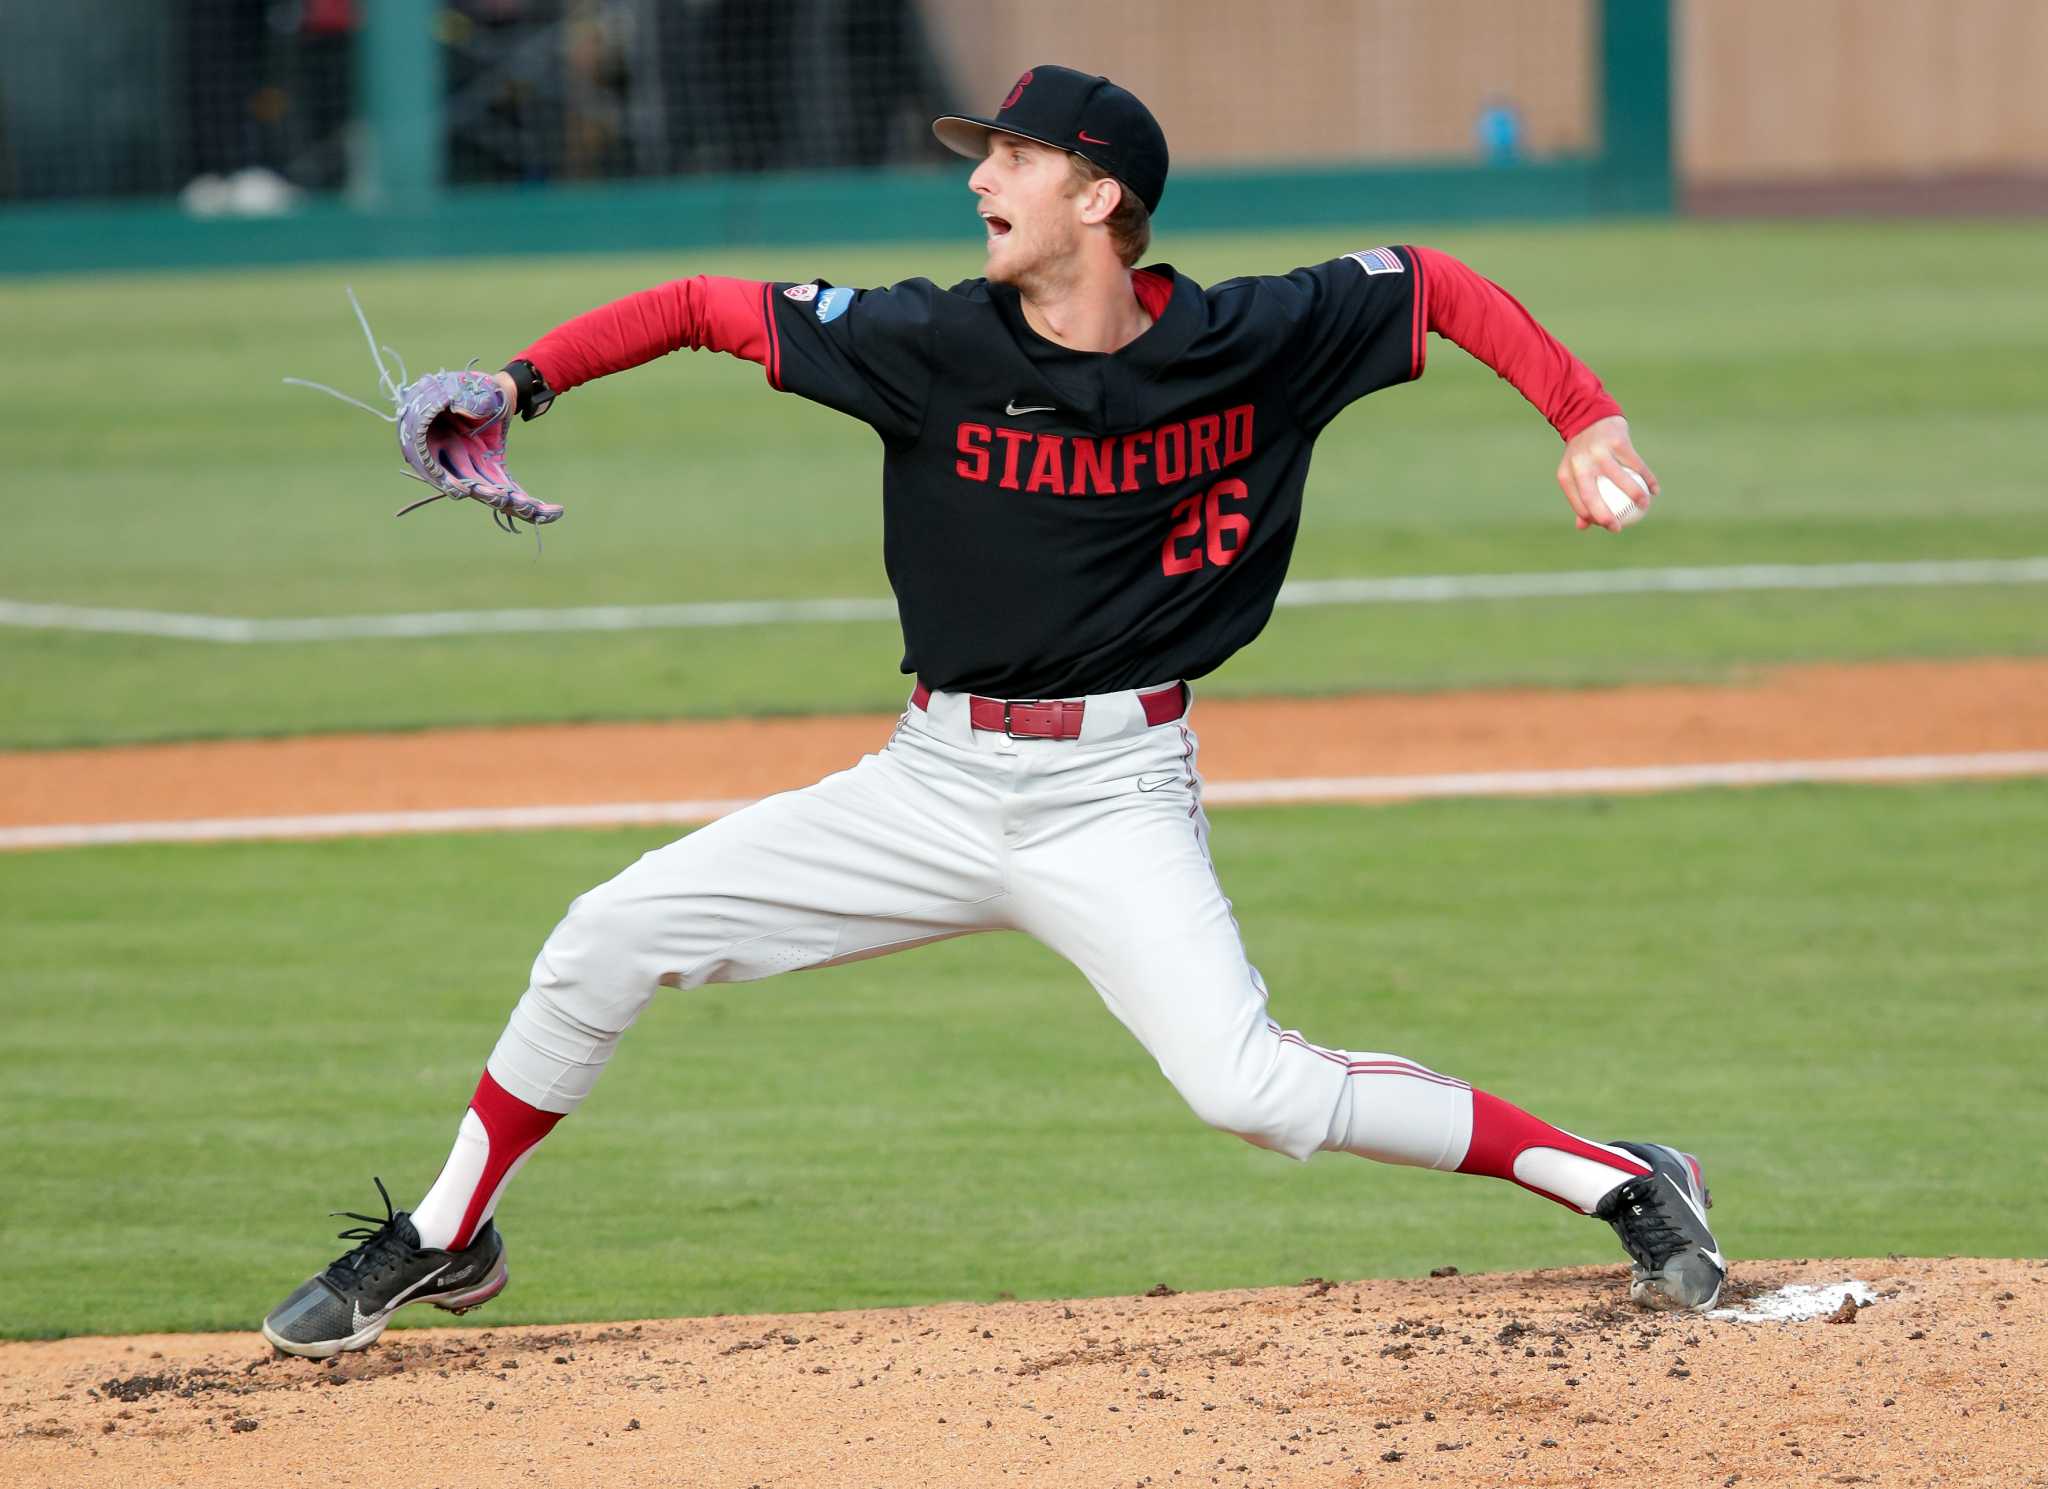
[1,0,951,208]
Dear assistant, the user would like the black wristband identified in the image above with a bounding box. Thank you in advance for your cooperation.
[503,359,556,421]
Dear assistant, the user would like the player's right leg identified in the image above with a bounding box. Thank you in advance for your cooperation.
[262,731,1010,1356]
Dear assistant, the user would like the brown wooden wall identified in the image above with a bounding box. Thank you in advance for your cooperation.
[921,0,2048,182]
[1679,0,2048,181]
[920,0,1596,166]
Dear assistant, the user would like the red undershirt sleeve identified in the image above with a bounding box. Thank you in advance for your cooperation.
[512,276,773,393]
[1409,245,1622,441]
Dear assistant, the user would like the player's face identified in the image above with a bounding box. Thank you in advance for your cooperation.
[969,133,1085,286]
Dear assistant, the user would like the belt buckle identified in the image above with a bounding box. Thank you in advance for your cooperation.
[1003,699,1026,738]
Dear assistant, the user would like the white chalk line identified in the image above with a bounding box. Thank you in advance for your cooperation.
[5,750,2043,852]
[1195,751,2048,804]
[5,556,2046,643]
[1708,1279,1879,1325]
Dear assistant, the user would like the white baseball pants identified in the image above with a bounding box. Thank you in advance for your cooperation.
[486,685,1477,1171]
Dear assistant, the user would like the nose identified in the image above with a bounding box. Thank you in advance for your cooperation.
[968,155,996,196]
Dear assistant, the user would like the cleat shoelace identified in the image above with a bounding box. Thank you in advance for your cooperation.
[320,1176,415,1288]
[1604,1176,1694,1268]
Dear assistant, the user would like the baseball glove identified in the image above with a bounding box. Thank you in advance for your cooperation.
[394,369,562,530]
[286,289,563,532]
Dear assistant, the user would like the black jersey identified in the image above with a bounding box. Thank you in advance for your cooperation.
[761,249,1426,699]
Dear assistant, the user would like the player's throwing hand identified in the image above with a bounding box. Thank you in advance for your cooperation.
[1558,413,1658,531]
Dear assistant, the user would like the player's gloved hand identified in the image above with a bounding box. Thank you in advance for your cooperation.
[396,369,564,530]
[1557,414,1657,533]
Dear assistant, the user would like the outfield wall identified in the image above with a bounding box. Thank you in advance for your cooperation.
[932,0,2048,186]
[924,0,1597,166]
[15,0,2048,276]
[0,1,1667,276]
[1679,0,2048,183]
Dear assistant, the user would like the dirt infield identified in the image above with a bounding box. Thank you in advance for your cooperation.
[5,1258,2040,1488]
[5,659,2046,832]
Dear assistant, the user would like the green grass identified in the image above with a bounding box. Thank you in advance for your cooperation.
[3,217,2045,747]
[5,778,2043,1339]
[9,581,2042,748]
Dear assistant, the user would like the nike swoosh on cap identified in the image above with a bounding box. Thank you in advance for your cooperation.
[1078,131,1111,145]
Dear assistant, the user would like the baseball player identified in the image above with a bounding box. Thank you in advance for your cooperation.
[263,66,1723,1358]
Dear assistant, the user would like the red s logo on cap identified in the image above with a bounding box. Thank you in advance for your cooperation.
[1000,70,1034,112]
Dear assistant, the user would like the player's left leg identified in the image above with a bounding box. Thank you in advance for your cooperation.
[1004,708,1723,1311]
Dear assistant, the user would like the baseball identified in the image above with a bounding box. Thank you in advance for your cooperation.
[1594,468,1651,527]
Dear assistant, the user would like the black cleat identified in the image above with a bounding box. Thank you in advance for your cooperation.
[261,1177,508,1359]
[1595,1141,1725,1312]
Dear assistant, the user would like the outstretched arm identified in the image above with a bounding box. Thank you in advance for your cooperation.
[1411,246,1659,533]
[488,274,934,442]
[489,276,777,411]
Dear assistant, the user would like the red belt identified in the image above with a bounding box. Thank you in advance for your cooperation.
[909,681,1187,740]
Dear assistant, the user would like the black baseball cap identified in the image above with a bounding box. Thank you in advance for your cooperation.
[933,65,1169,215]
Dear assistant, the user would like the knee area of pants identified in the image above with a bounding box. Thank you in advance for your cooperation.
[534,886,674,1010]
[550,881,664,956]
[1178,1080,1302,1154]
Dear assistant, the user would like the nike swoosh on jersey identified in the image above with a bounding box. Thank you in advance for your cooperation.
[1136,774,1180,792]
[1005,401,1056,416]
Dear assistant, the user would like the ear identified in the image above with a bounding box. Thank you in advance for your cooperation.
[1076,174,1123,228]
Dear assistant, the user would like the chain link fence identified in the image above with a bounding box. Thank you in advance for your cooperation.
[0,0,954,206]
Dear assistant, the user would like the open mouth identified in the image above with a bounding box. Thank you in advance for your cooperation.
[981,213,1013,242]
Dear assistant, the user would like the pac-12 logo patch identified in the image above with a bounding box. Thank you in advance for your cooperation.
[1346,247,1405,276]
[782,282,819,303]
[815,286,854,323]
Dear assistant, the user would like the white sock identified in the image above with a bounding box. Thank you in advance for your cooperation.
[1513,1143,1650,1214]
[409,1108,490,1251]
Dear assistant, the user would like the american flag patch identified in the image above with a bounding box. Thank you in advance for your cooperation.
[1346,247,1405,276]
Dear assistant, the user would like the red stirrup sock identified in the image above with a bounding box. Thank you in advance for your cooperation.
[409,1071,563,1251]
[1456,1089,1651,1213]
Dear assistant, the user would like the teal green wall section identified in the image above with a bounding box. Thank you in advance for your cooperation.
[357,0,446,209]
[0,161,1613,276]
[1597,0,1676,213]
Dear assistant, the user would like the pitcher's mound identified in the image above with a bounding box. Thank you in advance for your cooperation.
[5,1256,2040,1487]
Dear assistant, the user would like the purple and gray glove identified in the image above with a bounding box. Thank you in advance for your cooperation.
[395,370,563,530]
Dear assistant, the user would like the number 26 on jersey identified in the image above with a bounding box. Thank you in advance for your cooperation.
[1161,478,1250,575]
